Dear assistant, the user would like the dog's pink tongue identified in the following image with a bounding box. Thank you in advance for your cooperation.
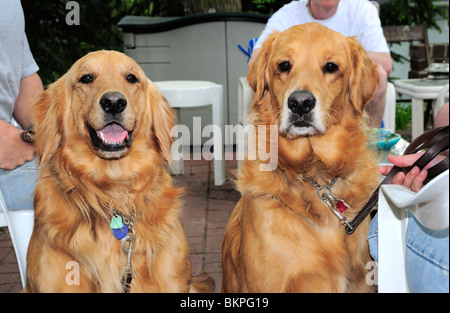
[97,124,128,143]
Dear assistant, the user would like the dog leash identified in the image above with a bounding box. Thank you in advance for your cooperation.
[345,125,449,234]
[273,126,448,234]
[20,125,35,144]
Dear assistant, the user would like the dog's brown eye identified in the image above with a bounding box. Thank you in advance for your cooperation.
[278,61,291,73]
[127,74,139,84]
[79,74,94,84]
[323,62,339,74]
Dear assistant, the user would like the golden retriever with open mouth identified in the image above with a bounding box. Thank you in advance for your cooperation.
[222,23,380,292]
[25,50,214,293]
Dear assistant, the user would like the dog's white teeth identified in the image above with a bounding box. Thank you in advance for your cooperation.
[100,132,110,144]
[98,131,124,146]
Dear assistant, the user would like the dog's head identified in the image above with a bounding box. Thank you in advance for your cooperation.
[248,23,379,139]
[34,50,174,167]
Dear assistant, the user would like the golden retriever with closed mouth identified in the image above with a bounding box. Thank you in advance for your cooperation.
[25,50,214,293]
[222,23,380,293]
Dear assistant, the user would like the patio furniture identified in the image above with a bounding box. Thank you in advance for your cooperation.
[378,169,449,292]
[394,78,449,139]
[383,24,431,68]
[377,125,449,293]
[434,83,449,120]
[384,82,397,132]
[154,80,225,186]
[0,190,34,288]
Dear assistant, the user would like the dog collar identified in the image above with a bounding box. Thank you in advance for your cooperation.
[300,174,353,231]
[110,211,135,239]
[301,175,349,213]
[66,189,136,292]
[110,210,135,293]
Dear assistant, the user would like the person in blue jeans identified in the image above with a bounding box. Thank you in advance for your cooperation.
[370,104,449,293]
[0,1,43,212]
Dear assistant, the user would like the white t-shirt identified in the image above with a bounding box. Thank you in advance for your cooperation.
[0,0,39,123]
[254,0,390,54]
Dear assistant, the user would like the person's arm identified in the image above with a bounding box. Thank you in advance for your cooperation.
[13,72,43,130]
[367,51,392,78]
[0,119,34,170]
[0,73,43,170]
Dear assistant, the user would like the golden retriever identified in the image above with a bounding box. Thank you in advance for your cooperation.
[25,50,214,293]
[222,23,380,292]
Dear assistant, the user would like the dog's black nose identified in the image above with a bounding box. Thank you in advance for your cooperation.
[100,92,127,115]
[288,91,316,115]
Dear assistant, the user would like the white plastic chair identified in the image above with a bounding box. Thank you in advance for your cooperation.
[237,77,254,170]
[0,190,34,288]
[154,80,225,186]
[383,82,396,132]
[378,170,449,293]
[238,77,254,124]
[433,83,449,120]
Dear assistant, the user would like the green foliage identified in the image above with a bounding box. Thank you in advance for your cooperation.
[395,102,412,130]
[243,0,290,14]
[379,0,449,71]
[380,0,449,31]
[185,0,242,14]
[251,0,277,11]
[22,1,185,85]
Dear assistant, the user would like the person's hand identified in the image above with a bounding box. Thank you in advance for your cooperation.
[0,121,35,170]
[378,153,446,192]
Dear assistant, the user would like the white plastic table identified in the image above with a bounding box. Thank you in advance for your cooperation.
[394,78,449,140]
[154,81,225,186]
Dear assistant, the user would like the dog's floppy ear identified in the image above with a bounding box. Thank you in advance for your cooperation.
[347,37,380,114]
[33,76,67,166]
[247,32,279,102]
[146,79,175,163]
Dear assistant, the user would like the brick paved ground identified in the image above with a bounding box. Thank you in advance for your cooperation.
[0,229,22,293]
[176,157,240,292]
[0,156,240,293]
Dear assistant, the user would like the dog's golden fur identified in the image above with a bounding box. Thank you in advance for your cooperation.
[222,23,380,292]
[25,50,214,293]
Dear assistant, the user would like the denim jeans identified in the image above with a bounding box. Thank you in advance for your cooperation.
[369,212,449,293]
[0,159,38,211]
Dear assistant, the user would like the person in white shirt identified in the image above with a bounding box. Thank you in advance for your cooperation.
[249,0,392,128]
